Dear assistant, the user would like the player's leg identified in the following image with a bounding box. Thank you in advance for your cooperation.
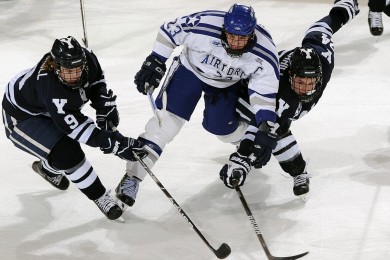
[272,131,310,198]
[203,81,250,146]
[116,58,203,207]
[2,111,121,219]
[368,0,386,35]
[2,112,70,189]
[49,136,122,219]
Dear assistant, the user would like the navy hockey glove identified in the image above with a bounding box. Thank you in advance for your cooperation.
[250,131,278,169]
[220,152,251,189]
[101,132,147,161]
[91,90,119,131]
[134,54,166,95]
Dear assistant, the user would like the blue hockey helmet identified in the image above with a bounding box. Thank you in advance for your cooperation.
[51,36,88,90]
[222,4,257,57]
[224,4,257,36]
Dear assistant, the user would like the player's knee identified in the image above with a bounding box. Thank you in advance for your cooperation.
[48,136,85,170]
[279,153,306,177]
[217,121,248,145]
[143,110,185,149]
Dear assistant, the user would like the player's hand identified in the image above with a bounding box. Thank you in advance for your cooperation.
[220,152,251,189]
[250,131,277,168]
[100,131,148,161]
[91,90,119,131]
[134,54,166,95]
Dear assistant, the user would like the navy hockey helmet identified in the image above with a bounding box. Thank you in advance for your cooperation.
[50,36,88,90]
[224,4,256,35]
[221,4,257,57]
[289,47,323,103]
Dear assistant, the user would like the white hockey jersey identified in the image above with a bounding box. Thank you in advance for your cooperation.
[151,10,280,124]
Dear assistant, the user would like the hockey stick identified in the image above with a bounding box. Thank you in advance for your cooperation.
[79,0,88,47]
[132,152,231,259]
[232,179,309,260]
[145,83,162,125]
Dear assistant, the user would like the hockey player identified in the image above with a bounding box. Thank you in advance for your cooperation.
[367,0,390,36]
[1,36,146,220]
[219,0,360,199]
[115,4,280,208]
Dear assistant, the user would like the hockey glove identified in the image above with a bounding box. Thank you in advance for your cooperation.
[91,90,119,131]
[250,131,278,169]
[220,152,251,189]
[134,54,166,95]
[100,131,148,161]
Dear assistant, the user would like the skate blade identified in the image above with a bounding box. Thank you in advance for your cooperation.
[115,216,125,223]
[298,193,309,202]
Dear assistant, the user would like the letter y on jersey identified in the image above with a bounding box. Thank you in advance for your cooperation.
[52,99,68,114]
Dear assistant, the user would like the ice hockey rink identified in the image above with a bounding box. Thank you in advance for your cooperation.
[1,0,389,259]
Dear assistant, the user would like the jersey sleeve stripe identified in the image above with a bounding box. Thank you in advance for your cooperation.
[305,22,332,36]
[5,69,42,116]
[182,22,221,31]
[181,23,222,39]
[89,78,106,87]
[182,28,221,39]
[68,118,96,143]
[255,25,274,46]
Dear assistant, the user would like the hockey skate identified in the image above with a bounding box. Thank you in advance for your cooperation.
[93,190,123,220]
[115,174,140,209]
[32,161,70,190]
[368,11,383,36]
[293,173,310,202]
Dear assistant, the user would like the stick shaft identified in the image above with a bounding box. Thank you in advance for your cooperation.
[80,0,88,47]
[133,153,225,256]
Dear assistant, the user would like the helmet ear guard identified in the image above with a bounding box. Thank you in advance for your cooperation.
[289,47,323,103]
[222,4,257,57]
[50,36,88,90]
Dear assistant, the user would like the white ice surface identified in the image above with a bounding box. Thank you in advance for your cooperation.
[1,0,390,259]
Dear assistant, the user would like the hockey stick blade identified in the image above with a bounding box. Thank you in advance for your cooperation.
[133,152,231,259]
[270,251,309,260]
[214,243,231,259]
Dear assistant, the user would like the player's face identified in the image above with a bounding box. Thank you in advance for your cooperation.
[291,76,317,95]
[59,66,83,84]
[225,32,250,50]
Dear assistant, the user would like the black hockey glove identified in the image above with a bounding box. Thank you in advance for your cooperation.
[90,90,119,131]
[100,131,148,161]
[134,54,166,95]
[220,152,251,189]
[250,131,278,169]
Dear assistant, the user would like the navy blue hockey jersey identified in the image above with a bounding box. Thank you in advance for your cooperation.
[2,49,114,148]
[273,19,335,135]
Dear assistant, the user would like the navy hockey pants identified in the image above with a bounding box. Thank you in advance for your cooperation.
[2,110,63,160]
[155,60,243,136]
